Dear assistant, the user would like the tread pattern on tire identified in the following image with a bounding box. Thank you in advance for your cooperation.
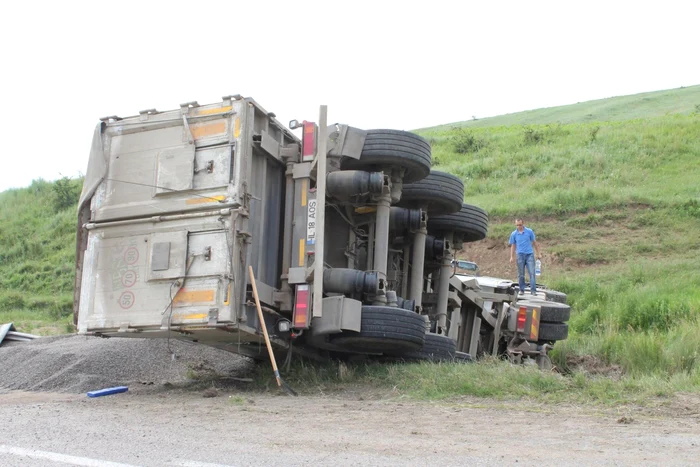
[397,170,465,216]
[330,306,426,353]
[545,289,568,304]
[341,129,431,183]
[537,302,571,322]
[427,203,488,242]
[401,333,457,361]
[538,322,569,341]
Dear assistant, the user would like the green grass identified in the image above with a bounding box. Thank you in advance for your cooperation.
[420,85,700,130]
[0,178,81,330]
[0,309,75,335]
[418,115,700,217]
[252,358,699,405]
[408,88,700,394]
[547,257,700,377]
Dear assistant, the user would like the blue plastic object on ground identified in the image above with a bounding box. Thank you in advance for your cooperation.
[87,386,129,398]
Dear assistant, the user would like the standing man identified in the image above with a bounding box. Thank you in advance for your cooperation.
[509,218,541,295]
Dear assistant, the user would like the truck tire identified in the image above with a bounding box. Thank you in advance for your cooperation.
[545,289,568,304]
[330,306,426,353]
[538,302,571,322]
[538,323,569,341]
[341,129,431,183]
[427,203,488,243]
[401,333,457,361]
[396,170,465,216]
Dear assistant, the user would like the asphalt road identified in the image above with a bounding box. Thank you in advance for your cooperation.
[1,389,699,466]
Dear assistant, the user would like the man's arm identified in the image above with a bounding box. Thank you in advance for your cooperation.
[532,240,541,259]
[509,244,516,263]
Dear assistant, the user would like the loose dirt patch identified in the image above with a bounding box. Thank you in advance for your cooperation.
[562,354,625,380]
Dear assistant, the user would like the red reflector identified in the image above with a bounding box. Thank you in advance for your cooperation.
[516,306,527,333]
[293,285,310,329]
[302,121,317,162]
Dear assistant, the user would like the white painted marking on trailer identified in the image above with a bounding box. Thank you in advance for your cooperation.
[0,445,138,466]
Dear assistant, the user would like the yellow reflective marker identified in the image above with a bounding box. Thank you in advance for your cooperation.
[530,308,539,340]
[173,289,215,305]
[223,283,231,306]
[298,239,305,267]
[191,121,226,139]
[194,105,233,116]
[181,313,208,320]
[301,179,307,206]
[234,117,241,138]
[186,195,225,205]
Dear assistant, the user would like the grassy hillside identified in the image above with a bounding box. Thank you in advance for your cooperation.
[422,85,700,130]
[0,178,81,333]
[422,115,699,217]
[416,100,700,380]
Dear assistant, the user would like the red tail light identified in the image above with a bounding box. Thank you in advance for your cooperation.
[302,121,317,162]
[293,285,310,329]
[516,306,527,333]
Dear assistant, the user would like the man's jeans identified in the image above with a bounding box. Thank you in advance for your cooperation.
[517,253,537,294]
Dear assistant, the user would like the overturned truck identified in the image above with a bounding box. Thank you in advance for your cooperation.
[75,96,570,368]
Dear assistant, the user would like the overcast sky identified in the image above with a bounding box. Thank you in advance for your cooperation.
[1,0,697,192]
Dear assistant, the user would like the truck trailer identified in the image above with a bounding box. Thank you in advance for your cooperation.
[74,96,570,368]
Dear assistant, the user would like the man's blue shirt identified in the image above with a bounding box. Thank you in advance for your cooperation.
[509,227,536,254]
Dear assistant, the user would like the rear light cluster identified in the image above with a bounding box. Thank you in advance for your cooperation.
[516,306,527,333]
[302,121,317,162]
[515,306,540,341]
[293,285,310,329]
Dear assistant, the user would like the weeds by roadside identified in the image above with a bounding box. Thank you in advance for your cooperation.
[249,357,699,406]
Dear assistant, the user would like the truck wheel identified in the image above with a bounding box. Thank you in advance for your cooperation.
[545,290,568,304]
[340,129,431,183]
[330,306,426,353]
[400,333,457,361]
[396,170,465,216]
[427,203,488,243]
[537,302,571,322]
[538,323,569,341]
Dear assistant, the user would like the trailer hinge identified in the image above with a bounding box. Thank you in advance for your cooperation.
[236,231,252,242]
[222,95,243,106]
[99,115,123,123]
[138,109,159,121]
